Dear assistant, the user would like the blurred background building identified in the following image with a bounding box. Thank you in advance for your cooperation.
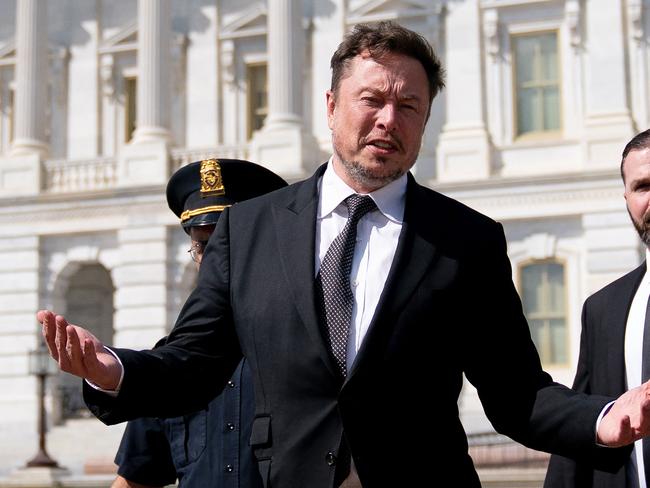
[0,0,645,485]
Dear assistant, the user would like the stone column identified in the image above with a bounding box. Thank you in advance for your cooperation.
[11,0,48,158]
[582,0,634,168]
[250,0,320,177]
[0,0,48,195]
[265,0,302,129]
[627,0,649,133]
[131,0,171,144]
[436,0,493,182]
[118,0,171,187]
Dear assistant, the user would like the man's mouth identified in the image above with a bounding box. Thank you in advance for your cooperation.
[366,138,400,152]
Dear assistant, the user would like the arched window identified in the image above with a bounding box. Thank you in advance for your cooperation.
[520,261,567,366]
[57,263,114,420]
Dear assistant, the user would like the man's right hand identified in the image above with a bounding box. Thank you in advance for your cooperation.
[37,309,122,390]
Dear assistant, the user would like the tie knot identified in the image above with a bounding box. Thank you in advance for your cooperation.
[345,194,376,223]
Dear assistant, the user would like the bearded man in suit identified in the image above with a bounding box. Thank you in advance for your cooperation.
[544,130,650,488]
[38,22,650,488]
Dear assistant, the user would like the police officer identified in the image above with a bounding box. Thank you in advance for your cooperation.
[112,159,287,488]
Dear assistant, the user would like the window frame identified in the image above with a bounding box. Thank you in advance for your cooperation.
[124,74,137,143]
[511,29,563,141]
[517,258,570,368]
[246,62,268,140]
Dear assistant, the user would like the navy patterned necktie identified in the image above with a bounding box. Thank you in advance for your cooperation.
[316,194,377,377]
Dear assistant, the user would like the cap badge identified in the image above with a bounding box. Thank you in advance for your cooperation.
[200,159,225,197]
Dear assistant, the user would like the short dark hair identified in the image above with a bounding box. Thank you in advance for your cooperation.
[621,129,650,182]
[330,21,445,113]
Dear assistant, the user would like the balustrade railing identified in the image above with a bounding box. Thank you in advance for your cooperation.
[42,144,250,194]
[44,156,117,193]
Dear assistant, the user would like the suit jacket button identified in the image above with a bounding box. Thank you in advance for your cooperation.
[325,451,337,466]
[226,422,235,431]
[225,464,234,473]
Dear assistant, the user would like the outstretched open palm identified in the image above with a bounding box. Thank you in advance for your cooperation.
[37,310,121,390]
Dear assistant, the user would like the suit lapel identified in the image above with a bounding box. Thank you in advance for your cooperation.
[348,176,442,379]
[604,262,646,393]
[272,165,339,377]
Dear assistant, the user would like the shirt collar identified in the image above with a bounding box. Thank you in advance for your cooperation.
[318,157,407,223]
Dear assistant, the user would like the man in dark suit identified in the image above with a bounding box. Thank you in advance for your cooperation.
[111,159,285,488]
[544,130,650,488]
[38,22,650,488]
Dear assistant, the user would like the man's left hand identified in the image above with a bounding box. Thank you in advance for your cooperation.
[597,380,650,447]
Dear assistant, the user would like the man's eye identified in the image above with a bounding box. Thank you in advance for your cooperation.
[361,97,380,105]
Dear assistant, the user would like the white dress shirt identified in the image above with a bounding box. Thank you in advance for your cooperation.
[315,160,406,371]
[624,250,650,488]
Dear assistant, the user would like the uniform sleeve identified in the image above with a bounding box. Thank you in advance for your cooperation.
[115,417,177,487]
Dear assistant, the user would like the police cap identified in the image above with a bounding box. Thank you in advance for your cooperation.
[167,158,287,233]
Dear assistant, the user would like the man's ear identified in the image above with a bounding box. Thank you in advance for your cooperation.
[326,90,336,130]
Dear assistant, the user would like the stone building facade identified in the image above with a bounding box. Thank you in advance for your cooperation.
[0,0,646,483]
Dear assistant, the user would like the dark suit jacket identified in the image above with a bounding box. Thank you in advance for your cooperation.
[544,264,644,488]
[86,165,622,488]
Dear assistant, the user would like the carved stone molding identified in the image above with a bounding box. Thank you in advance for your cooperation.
[565,0,582,49]
[483,8,499,59]
[628,0,644,45]
[221,40,235,85]
[100,53,115,98]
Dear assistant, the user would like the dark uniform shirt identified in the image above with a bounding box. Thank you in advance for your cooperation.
[115,359,261,488]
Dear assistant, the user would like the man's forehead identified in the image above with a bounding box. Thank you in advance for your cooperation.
[625,148,650,180]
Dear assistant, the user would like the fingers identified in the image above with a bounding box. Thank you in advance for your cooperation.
[81,337,101,374]
[620,414,631,434]
[39,310,59,362]
[54,315,72,371]
[65,324,83,374]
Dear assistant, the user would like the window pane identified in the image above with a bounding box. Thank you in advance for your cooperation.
[540,34,558,80]
[517,88,537,134]
[515,38,536,84]
[550,318,567,363]
[522,265,542,314]
[125,77,137,142]
[547,262,565,312]
[543,87,560,131]
[528,318,545,357]
[247,64,268,138]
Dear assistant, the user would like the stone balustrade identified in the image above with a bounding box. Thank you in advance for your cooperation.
[41,144,250,193]
[43,157,117,193]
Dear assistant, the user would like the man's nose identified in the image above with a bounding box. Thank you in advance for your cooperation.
[376,103,398,132]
